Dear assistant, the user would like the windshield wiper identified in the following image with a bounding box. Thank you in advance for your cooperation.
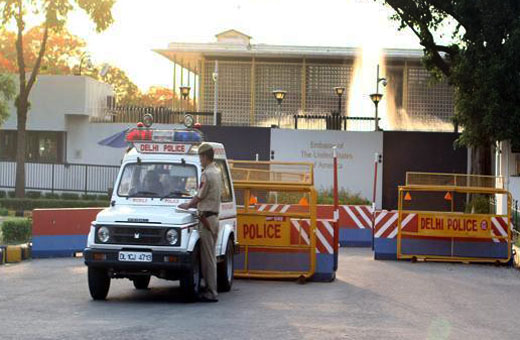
[127,191,159,198]
[160,190,192,200]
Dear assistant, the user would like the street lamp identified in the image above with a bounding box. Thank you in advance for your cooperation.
[180,86,191,113]
[272,89,287,128]
[333,87,346,115]
[370,64,387,131]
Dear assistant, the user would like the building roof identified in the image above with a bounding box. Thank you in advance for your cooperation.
[153,31,425,73]
[215,29,252,40]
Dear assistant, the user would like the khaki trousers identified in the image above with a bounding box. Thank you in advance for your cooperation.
[199,215,218,299]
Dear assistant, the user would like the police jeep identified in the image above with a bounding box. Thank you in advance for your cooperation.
[83,116,237,300]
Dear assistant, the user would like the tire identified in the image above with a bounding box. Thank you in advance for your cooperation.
[180,244,201,301]
[217,238,234,292]
[88,266,110,300]
[132,275,151,290]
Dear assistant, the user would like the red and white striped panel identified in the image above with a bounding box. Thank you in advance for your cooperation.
[490,216,510,243]
[290,219,335,254]
[256,204,293,214]
[374,211,417,239]
[340,205,373,229]
[256,204,374,230]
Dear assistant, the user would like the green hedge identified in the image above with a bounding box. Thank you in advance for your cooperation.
[0,207,8,216]
[60,193,80,200]
[317,189,371,205]
[1,218,32,244]
[0,198,109,211]
[0,191,109,201]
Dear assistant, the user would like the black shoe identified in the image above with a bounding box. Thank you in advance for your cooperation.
[199,295,218,303]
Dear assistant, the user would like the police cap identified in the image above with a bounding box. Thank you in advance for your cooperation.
[197,143,213,154]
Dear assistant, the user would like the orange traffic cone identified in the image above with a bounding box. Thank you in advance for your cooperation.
[444,192,453,201]
[404,192,412,201]
[299,196,309,206]
[249,194,258,205]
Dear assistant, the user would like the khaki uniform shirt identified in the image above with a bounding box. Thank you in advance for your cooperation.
[196,162,221,213]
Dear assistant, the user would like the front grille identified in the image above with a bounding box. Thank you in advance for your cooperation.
[107,226,166,246]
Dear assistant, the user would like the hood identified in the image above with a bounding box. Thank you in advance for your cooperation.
[96,205,196,225]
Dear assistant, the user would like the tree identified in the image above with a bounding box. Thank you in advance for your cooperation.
[0,26,87,74]
[139,86,186,108]
[87,65,141,105]
[0,0,115,198]
[0,73,15,125]
[381,0,520,174]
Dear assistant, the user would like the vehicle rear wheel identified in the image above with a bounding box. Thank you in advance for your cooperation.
[88,267,110,300]
[217,238,234,292]
[132,275,151,290]
[180,244,201,301]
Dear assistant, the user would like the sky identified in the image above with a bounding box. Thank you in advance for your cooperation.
[63,0,422,91]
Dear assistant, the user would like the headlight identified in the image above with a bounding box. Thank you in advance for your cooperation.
[97,226,110,243]
[166,229,179,245]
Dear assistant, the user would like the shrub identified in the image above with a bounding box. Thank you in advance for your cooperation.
[26,191,42,199]
[61,193,79,200]
[0,207,8,216]
[8,191,15,198]
[264,188,370,205]
[465,195,492,214]
[97,194,110,201]
[317,188,370,205]
[44,193,60,199]
[0,191,6,198]
[81,194,98,201]
[0,198,109,211]
[1,218,32,244]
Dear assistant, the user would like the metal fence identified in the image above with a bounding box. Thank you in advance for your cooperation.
[0,161,120,194]
[293,115,379,131]
[90,106,220,126]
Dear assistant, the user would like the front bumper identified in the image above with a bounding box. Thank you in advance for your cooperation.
[83,248,192,271]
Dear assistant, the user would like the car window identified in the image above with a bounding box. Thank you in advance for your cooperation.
[117,162,198,198]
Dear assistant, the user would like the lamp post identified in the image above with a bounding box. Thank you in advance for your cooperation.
[369,93,383,131]
[272,89,287,128]
[180,86,191,114]
[370,64,387,131]
[333,87,345,115]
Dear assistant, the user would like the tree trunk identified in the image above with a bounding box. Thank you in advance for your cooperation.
[15,99,28,198]
[470,144,492,175]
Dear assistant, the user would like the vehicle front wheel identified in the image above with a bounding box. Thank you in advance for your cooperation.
[180,244,201,301]
[132,275,151,290]
[88,267,111,300]
[217,238,234,292]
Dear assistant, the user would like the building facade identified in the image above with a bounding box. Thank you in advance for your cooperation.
[155,29,455,130]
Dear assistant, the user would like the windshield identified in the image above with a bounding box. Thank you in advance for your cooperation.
[117,162,198,198]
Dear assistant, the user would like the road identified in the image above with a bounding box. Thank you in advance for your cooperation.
[1,248,519,340]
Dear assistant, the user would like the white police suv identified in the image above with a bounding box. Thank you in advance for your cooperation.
[84,116,237,301]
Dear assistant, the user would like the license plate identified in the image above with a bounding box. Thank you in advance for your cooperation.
[118,251,152,262]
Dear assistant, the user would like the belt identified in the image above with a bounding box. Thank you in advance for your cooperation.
[200,211,218,218]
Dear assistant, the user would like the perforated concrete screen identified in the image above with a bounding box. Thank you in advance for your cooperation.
[305,64,352,115]
[200,59,454,131]
[406,67,455,125]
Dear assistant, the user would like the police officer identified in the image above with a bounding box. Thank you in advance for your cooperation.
[179,143,221,302]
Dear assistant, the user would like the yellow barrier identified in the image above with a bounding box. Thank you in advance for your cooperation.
[6,245,22,263]
[229,161,317,280]
[397,172,512,263]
